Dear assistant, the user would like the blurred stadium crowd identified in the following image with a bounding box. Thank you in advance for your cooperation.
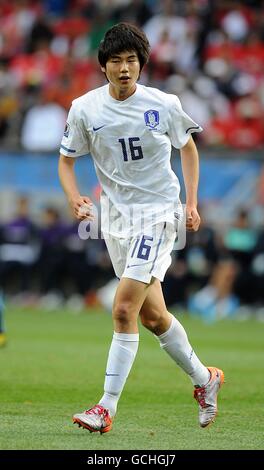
[0,0,264,322]
[0,0,264,151]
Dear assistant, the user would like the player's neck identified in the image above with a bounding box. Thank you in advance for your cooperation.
[108,83,137,101]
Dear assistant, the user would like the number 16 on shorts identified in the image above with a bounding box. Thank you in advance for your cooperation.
[124,223,176,283]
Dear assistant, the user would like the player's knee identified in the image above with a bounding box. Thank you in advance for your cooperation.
[113,302,134,326]
[140,310,164,333]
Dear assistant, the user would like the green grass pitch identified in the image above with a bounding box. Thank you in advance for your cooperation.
[0,307,263,450]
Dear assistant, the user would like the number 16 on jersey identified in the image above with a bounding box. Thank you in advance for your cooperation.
[118,137,144,161]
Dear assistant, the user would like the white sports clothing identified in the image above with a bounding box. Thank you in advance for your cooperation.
[60,83,202,239]
[99,331,139,417]
[157,314,210,387]
[104,221,176,283]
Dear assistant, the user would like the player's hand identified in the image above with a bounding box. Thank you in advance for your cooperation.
[186,206,200,232]
[69,195,94,221]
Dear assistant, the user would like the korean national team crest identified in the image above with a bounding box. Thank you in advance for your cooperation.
[144,110,159,129]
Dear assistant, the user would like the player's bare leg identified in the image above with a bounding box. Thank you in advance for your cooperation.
[73,277,152,433]
[112,277,150,333]
[139,279,224,427]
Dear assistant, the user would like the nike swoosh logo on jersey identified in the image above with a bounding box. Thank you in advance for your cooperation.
[93,125,106,132]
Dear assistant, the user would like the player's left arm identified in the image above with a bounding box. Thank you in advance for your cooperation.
[180,136,201,232]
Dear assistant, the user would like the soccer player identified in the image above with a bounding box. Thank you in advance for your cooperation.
[58,23,224,433]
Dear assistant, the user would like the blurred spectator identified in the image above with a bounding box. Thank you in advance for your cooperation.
[192,75,231,120]
[185,214,220,289]
[163,251,189,307]
[163,209,219,307]
[223,208,258,305]
[61,216,90,297]
[38,206,114,302]
[188,257,239,322]
[21,86,66,151]
[0,0,41,60]
[113,0,153,26]
[38,206,66,295]
[0,62,20,146]
[202,94,264,149]
[250,224,264,305]
[42,0,69,17]
[165,74,212,129]
[148,29,177,83]
[143,0,188,49]
[223,208,257,266]
[26,15,54,53]
[219,2,254,42]
[42,55,101,111]
[0,195,39,294]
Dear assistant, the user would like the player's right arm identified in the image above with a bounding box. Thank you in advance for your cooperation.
[59,100,93,220]
[58,154,93,221]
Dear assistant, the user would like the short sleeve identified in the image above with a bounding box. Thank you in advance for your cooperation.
[167,95,203,149]
[60,101,90,157]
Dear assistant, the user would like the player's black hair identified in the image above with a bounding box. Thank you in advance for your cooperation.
[98,23,150,72]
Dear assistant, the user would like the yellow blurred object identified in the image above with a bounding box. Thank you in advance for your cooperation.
[0,333,7,347]
[0,95,18,117]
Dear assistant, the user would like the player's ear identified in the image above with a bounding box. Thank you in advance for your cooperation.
[101,66,106,73]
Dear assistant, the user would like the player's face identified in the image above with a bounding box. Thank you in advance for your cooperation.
[102,51,140,100]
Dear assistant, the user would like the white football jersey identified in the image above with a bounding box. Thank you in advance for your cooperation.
[60,84,202,237]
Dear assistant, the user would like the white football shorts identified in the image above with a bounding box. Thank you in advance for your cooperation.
[103,222,176,284]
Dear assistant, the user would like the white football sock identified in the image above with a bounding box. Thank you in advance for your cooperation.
[156,315,210,387]
[99,332,139,417]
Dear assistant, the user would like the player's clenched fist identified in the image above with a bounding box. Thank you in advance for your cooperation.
[186,207,200,232]
[69,195,94,221]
